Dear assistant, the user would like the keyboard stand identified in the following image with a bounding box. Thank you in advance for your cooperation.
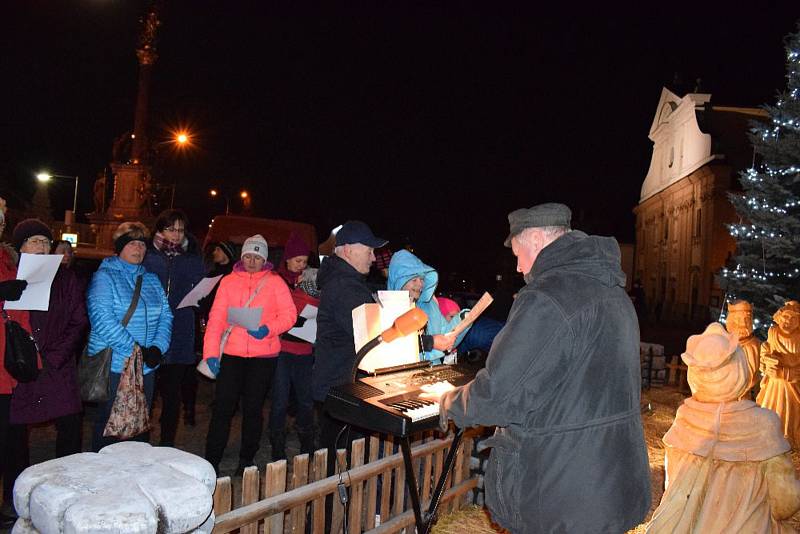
[400,428,464,534]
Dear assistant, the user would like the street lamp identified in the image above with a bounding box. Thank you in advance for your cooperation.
[36,172,79,216]
[209,188,249,215]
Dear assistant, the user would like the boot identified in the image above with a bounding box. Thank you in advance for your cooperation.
[298,430,315,455]
[270,430,287,461]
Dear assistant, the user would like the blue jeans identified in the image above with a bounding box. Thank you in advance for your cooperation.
[92,370,156,452]
[269,352,314,434]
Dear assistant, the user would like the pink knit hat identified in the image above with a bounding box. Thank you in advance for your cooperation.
[437,297,460,317]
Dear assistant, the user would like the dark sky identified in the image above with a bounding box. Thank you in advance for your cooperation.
[2,2,798,286]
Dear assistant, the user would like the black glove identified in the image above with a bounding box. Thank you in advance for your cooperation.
[142,346,163,368]
[0,280,27,301]
[293,316,307,328]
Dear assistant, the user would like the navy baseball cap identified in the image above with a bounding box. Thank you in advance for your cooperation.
[335,220,388,248]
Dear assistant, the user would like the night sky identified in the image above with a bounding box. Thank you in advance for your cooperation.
[2,2,798,288]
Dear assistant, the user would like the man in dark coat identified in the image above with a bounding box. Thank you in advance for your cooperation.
[311,220,387,474]
[439,203,651,533]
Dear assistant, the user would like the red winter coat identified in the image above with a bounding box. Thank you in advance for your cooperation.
[280,286,319,356]
[203,268,296,359]
[0,245,34,395]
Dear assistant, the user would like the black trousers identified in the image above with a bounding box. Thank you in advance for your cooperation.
[205,355,276,469]
[54,412,82,458]
[0,395,28,509]
[157,363,194,445]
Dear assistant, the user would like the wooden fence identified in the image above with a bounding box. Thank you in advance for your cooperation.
[211,432,476,534]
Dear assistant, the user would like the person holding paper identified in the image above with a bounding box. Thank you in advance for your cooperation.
[141,209,204,446]
[0,205,32,527]
[437,203,650,533]
[202,234,296,476]
[269,232,319,460]
[9,220,87,459]
[387,250,470,364]
[87,222,173,451]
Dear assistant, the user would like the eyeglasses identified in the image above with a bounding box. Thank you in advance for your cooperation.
[164,226,185,234]
[25,238,51,246]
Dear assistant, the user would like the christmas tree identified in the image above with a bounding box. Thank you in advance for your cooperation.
[723,22,800,335]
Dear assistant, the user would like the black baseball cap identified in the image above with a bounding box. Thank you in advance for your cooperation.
[335,220,388,248]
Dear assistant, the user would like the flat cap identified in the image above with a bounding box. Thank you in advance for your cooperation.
[504,203,571,247]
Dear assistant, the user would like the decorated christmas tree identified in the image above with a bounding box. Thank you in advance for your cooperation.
[723,22,800,335]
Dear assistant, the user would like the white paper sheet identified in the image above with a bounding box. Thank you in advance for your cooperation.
[5,253,63,311]
[177,275,224,309]
[288,304,318,343]
[227,306,262,331]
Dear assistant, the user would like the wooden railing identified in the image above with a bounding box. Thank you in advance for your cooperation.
[211,433,476,534]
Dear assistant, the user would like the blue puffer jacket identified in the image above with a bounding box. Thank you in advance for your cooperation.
[87,256,173,374]
[387,250,470,363]
[141,235,204,365]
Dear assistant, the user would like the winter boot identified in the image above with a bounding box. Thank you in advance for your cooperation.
[270,430,287,461]
[298,430,316,455]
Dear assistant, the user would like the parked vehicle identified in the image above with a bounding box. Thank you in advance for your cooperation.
[204,215,318,266]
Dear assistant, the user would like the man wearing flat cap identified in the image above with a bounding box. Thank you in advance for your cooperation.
[438,203,651,533]
[311,220,388,475]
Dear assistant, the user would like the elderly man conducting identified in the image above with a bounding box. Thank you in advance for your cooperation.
[437,203,651,533]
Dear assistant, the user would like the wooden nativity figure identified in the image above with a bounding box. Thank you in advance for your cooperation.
[726,299,762,399]
[758,300,800,449]
[646,322,800,533]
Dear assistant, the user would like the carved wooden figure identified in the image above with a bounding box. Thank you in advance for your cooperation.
[758,300,800,449]
[646,322,800,533]
[726,300,762,399]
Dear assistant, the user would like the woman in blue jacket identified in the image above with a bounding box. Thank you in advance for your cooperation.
[387,250,470,363]
[87,222,173,451]
[141,209,204,446]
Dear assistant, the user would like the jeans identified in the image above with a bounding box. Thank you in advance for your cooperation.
[269,352,314,434]
[204,355,276,469]
[92,371,156,452]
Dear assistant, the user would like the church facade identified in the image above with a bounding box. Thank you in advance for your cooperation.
[633,88,766,324]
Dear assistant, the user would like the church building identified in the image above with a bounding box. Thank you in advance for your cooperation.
[633,87,766,324]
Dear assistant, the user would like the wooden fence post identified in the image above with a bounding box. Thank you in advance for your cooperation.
[290,454,310,533]
[213,477,232,516]
[240,466,260,534]
[348,439,365,533]
[310,449,328,534]
[264,459,287,534]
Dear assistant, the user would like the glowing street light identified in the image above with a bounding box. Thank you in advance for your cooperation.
[36,171,79,215]
[176,132,189,145]
[210,188,249,215]
[240,190,248,199]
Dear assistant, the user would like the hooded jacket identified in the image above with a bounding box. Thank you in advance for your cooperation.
[312,255,374,402]
[441,231,651,533]
[87,256,173,375]
[387,250,468,362]
[202,266,296,359]
[142,234,205,365]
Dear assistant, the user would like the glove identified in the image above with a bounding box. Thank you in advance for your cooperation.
[207,357,220,377]
[293,316,307,328]
[142,346,163,368]
[247,324,269,339]
[0,280,27,301]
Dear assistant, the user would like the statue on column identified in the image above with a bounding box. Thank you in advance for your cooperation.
[726,300,762,399]
[92,171,107,215]
[646,322,800,532]
[758,300,800,448]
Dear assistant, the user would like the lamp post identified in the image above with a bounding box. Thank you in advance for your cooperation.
[36,172,79,218]
[210,188,249,215]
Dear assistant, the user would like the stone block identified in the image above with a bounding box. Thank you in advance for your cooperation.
[14,443,214,534]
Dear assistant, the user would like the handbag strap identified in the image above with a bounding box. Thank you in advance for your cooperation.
[121,275,143,327]
[243,274,270,308]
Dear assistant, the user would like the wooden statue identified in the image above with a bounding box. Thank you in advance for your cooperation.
[726,300,762,399]
[647,322,800,533]
[758,300,800,448]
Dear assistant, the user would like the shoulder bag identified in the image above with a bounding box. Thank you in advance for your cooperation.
[78,275,143,402]
[3,309,39,383]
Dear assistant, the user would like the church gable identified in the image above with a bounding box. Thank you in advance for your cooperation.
[640,87,715,202]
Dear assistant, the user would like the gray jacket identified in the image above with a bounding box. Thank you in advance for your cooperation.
[443,231,651,533]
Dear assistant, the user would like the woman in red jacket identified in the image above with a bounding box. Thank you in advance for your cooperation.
[268,232,319,460]
[202,234,296,476]
[0,203,32,527]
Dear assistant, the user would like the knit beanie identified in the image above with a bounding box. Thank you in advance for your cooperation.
[241,234,269,261]
[213,241,236,263]
[437,297,461,318]
[12,219,53,251]
[283,231,311,260]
